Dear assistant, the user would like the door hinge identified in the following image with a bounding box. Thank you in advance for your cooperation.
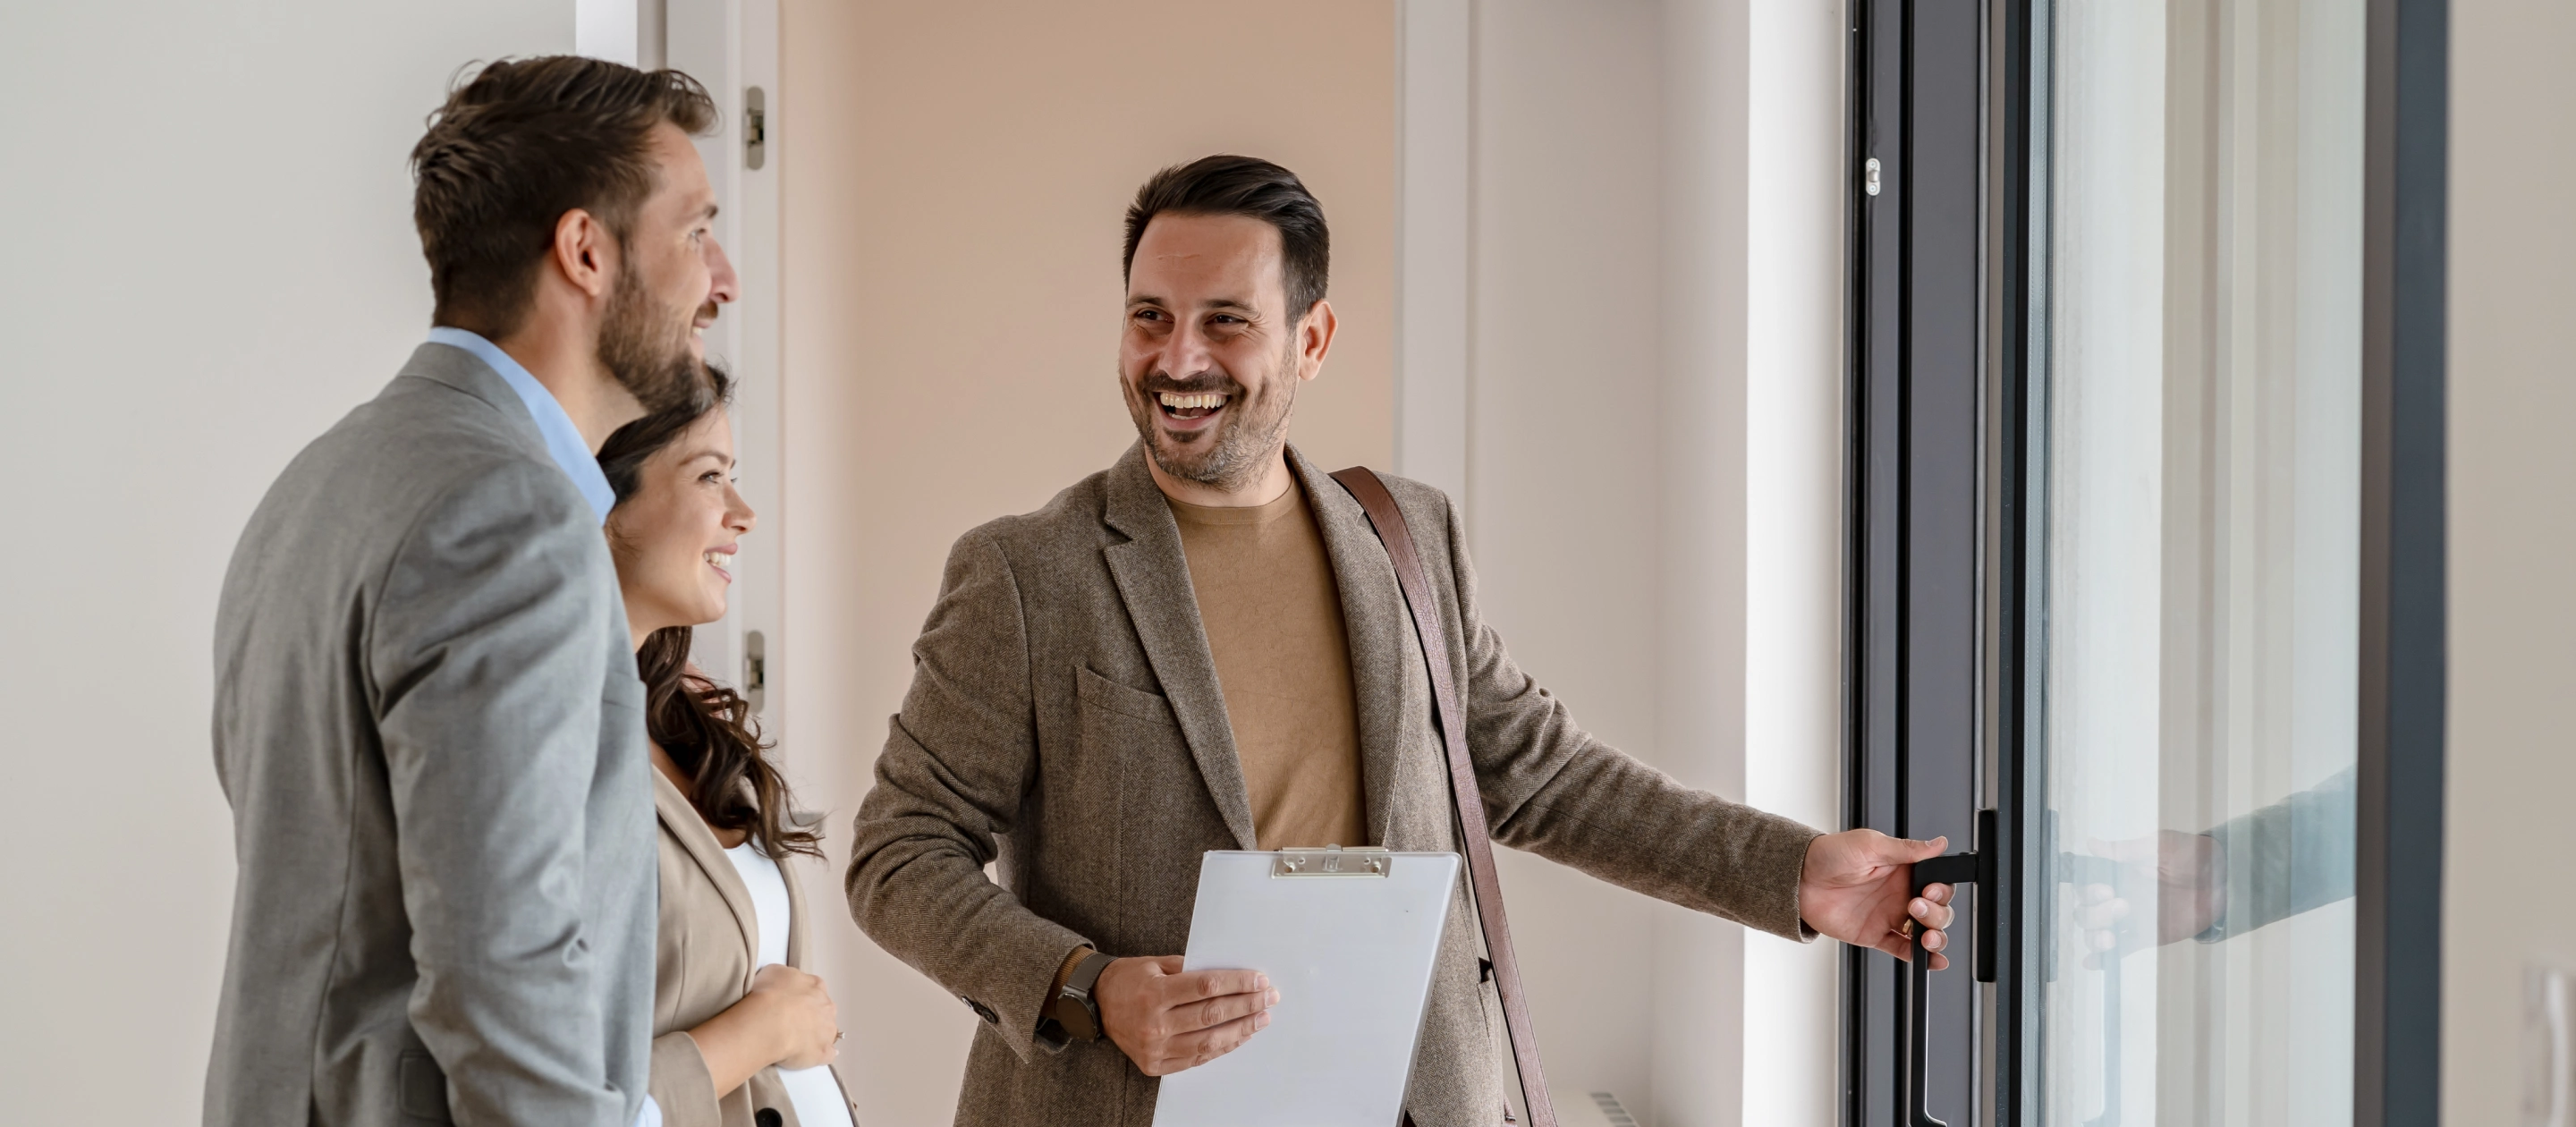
[743,629,767,712]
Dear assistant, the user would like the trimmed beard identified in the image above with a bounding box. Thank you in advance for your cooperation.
[1125,341,1298,492]
[597,258,705,416]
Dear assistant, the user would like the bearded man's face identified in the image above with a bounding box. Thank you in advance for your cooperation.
[1118,213,1322,492]
[600,122,737,414]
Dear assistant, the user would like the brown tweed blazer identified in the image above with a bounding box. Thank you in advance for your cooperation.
[843,444,1822,1127]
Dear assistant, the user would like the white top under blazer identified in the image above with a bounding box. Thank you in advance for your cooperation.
[722,843,857,1127]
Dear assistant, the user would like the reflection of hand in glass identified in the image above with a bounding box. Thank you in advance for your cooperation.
[2073,831,2225,962]
[2071,767,2356,957]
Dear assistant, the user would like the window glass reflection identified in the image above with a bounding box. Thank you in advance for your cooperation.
[2037,0,2366,1123]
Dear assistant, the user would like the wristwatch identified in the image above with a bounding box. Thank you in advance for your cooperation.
[1037,949,1119,1050]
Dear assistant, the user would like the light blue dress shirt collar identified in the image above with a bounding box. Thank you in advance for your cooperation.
[425,326,618,525]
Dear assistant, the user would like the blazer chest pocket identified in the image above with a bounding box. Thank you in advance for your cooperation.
[1072,666,1191,817]
[1075,665,1177,727]
[1072,665,1202,945]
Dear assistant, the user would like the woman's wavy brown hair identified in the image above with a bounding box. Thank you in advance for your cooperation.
[600,368,820,860]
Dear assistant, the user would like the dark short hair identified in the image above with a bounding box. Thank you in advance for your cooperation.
[411,55,717,338]
[599,365,733,506]
[1123,155,1330,322]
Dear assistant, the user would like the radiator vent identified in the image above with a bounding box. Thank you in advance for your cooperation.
[1587,1091,1639,1127]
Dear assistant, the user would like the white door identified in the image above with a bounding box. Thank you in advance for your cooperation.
[580,0,785,726]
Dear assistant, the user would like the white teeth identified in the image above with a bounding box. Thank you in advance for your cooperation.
[1158,392,1228,410]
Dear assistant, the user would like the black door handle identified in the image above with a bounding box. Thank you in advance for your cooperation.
[1906,808,1996,1127]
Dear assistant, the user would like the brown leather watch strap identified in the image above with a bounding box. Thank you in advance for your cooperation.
[1330,466,1555,1127]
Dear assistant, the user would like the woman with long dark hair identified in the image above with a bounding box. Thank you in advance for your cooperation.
[598,371,857,1127]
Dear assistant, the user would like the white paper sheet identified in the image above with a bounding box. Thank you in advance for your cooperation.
[1151,850,1461,1127]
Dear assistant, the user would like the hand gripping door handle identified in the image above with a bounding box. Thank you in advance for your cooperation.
[1906,809,1997,1127]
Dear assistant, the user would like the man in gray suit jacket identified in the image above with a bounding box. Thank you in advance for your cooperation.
[208,57,737,1127]
[845,156,1960,1126]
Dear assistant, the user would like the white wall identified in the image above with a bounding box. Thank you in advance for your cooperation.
[1734,1,1847,1121]
[2444,0,2576,1120]
[1440,1,1844,1122]
[0,3,572,1122]
[1469,2,1672,1115]
[1654,0,1758,1118]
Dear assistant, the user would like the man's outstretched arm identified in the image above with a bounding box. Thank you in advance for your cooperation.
[1409,485,1955,961]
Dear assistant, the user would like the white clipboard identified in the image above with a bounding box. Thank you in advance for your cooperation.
[1150,847,1461,1127]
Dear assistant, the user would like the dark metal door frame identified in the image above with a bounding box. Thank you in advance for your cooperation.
[2357,0,2449,1121]
[1843,2,1989,1124]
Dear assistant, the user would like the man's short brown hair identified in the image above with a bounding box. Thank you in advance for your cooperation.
[411,56,716,338]
[1123,156,1330,321]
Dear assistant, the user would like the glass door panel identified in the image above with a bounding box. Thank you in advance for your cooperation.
[2033,0,2367,1123]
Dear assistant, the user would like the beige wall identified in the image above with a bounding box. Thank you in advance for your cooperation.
[0,4,572,1122]
[2444,0,2576,1119]
[775,3,1393,1122]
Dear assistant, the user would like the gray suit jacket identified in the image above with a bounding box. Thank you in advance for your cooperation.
[844,445,1821,1127]
[206,343,657,1127]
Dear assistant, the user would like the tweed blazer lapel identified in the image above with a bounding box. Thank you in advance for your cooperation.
[1289,447,1436,847]
[651,769,762,981]
[1098,445,1259,851]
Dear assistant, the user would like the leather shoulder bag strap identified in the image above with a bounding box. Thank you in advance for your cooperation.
[1329,466,1556,1127]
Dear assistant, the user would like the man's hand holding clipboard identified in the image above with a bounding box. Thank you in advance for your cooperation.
[1096,956,1278,1077]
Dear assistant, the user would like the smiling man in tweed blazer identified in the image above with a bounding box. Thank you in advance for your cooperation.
[844,155,1959,1127]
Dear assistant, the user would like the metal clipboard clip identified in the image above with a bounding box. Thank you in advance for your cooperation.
[1270,845,1392,877]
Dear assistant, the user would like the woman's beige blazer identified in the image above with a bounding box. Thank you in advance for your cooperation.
[649,770,860,1127]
